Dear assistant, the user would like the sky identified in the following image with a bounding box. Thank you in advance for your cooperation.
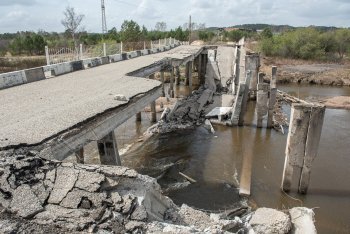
[0,0,349,33]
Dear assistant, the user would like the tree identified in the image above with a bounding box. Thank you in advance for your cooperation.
[61,6,85,48]
[120,20,142,42]
[32,34,46,55]
[334,29,350,59]
[155,22,167,32]
[261,28,273,39]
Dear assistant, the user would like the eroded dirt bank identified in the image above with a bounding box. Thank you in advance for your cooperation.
[261,57,350,86]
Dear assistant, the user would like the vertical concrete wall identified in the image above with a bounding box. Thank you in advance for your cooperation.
[245,54,260,100]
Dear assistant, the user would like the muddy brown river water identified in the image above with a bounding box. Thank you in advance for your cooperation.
[78,84,350,233]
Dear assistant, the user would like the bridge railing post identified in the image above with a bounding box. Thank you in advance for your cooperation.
[79,44,83,60]
[45,46,50,65]
[103,43,107,57]
[121,41,123,54]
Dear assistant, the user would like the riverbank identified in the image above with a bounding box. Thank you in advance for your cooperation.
[261,57,350,86]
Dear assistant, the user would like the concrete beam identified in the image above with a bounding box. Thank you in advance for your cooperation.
[49,86,162,161]
[97,131,121,166]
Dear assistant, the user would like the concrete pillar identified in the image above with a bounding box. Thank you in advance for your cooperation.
[198,54,202,84]
[299,105,325,194]
[245,54,260,100]
[231,82,246,125]
[256,81,269,128]
[185,62,190,86]
[267,66,277,128]
[281,104,325,194]
[189,61,193,92]
[97,132,121,166]
[151,101,157,122]
[233,46,240,95]
[45,46,50,65]
[175,66,181,85]
[75,148,84,164]
[238,70,252,126]
[136,112,142,121]
[160,71,165,97]
[201,54,207,85]
[169,67,175,98]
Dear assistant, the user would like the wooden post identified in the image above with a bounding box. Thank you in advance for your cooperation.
[75,148,84,164]
[267,66,277,128]
[97,132,121,166]
[170,67,175,98]
[299,105,325,194]
[161,71,165,97]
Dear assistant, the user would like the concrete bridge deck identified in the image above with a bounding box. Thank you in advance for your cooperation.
[0,46,203,156]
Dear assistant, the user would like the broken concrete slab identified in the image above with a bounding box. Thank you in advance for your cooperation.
[249,208,291,234]
[217,46,235,89]
[48,166,79,204]
[75,170,105,192]
[10,184,44,218]
[289,207,317,234]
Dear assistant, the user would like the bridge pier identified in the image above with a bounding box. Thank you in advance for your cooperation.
[151,101,157,122]
[281,103,325,194]
[169,67,175,98]
[160,71,165,97]
[197,54,203,84]
[185,62,190,86]
[175,66,181,85]
[75,148,84,164]
[246,54,260,100]
[97,131,121,166]
[136,112,142,122]
[267,66,277,128]
[256,73,269,128]
[188,61,193,92]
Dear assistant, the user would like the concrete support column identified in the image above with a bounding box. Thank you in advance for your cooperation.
[233,46,240,95]
[75,148,84,164]
[185,62,190,86]
[169,67,175,98]
[189,61,193,92]
[151,101,157,122]
[267,66,277,128]
[136,112,142,121]
[256,76,269,128]
[231,70,252,126]
[239,70,252,126]
[198,54,202,84]
[245,54,260,100]
[281,104,325,194]
[201,54,207,85]
[97,132,121,166]
[175,66,181,85]
[160,71,165,97]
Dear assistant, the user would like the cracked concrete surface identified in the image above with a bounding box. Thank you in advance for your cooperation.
[0,45,202,149]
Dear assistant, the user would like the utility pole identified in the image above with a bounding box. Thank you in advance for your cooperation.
[101,0,107,34]
[188,15,192,44]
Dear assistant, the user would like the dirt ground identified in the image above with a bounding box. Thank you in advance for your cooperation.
[260,57,350,86]
[320,96,350,110]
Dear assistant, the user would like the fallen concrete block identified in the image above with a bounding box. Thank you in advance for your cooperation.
[289,207,317,234]
[249,208,291,234]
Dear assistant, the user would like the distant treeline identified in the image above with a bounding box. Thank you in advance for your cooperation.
[0,20,191,56]
[259,28,350,60]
